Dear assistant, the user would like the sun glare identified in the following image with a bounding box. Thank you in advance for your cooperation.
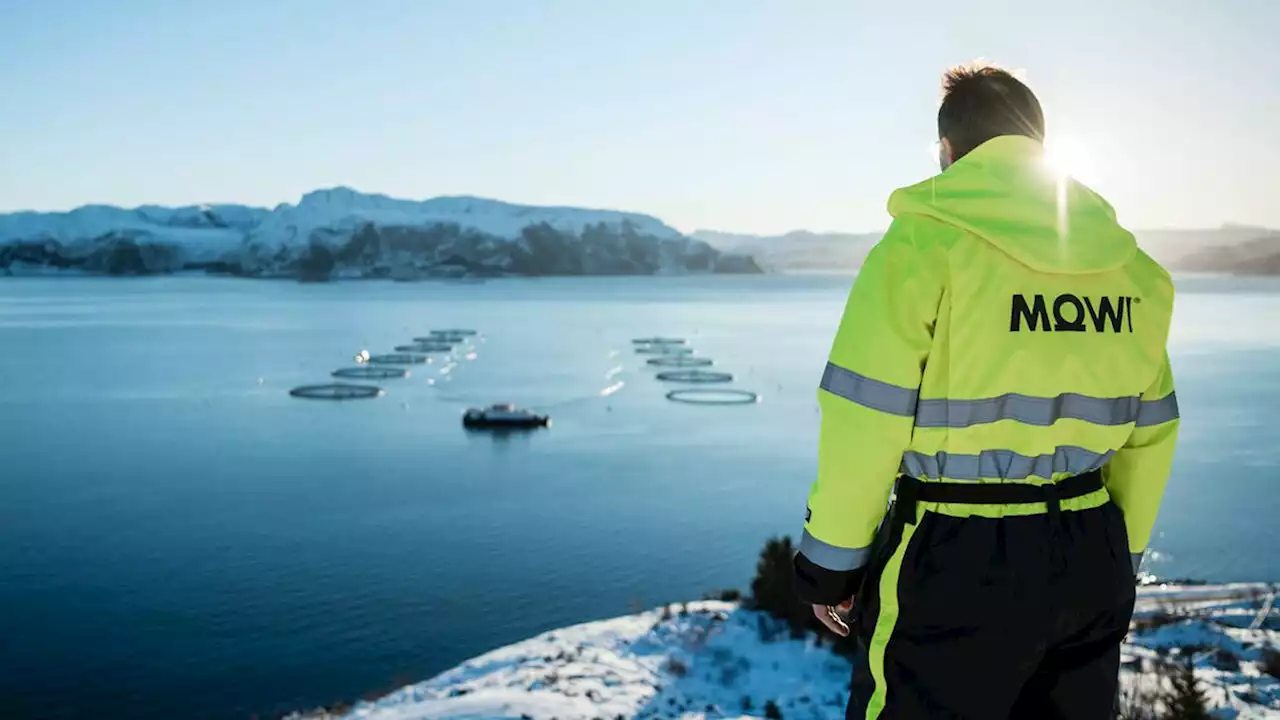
[1043,136,1099,185]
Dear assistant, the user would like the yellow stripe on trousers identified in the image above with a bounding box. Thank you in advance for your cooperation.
[865,520,919,720]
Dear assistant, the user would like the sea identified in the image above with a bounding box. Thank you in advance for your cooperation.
[1,274,1276,719]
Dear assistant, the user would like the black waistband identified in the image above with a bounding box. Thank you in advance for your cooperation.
[898,469,1103,505]
[892,469,1105,528]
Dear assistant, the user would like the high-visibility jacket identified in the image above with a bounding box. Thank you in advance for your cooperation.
[797,135,1179,596]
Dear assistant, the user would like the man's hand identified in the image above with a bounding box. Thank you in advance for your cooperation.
[812,599,853,637]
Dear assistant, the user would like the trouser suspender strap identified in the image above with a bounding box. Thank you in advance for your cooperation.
[891,468,1105,530]
[893,472,921,529]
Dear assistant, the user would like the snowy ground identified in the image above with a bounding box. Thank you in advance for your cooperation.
[294,584,1279,720]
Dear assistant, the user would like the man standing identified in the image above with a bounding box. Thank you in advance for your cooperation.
[793,64,1179,719]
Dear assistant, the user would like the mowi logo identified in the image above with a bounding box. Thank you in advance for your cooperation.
[1010,294,1136,333]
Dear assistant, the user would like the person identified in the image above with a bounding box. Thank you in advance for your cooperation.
[792,63,1179,719]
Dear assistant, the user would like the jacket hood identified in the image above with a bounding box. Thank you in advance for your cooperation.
[888,135,1136,274]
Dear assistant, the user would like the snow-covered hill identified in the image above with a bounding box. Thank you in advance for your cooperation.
[294,584,1280,720]
[693,230,882,272]
[0,189,760,279]
[1172,230,1280,275]
[693,225,1280,274]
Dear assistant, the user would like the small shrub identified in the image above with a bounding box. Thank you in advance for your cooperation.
[1210,648,1239,672]
[1262,648,1280,680]
[741,695,753,711]
[749,536,826,635]
[1115,683,1158,720]
[665,658,688,677]
[1130,611,1178,633]
[1161,654,1211,720]
[749,537,796,617]
[763,699,784,719]
[659,604,673,622]
[719,588,743,602]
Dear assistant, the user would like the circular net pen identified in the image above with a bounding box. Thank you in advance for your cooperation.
[647,356,713,368]
[635,345,694,356]
[666,388,759,405]
[397,343,453,353]
[654,369,734,383]
[412,336,456,345]
[632,337,686,346]
[429,329,478,337]
[290,383,384,400]
[332,366,409,380]
[367,353,430,365]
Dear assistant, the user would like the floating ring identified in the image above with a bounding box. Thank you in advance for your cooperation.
[631,337,686,345]
[331,366,409,379]
[397,343,453,352]
[429,329,477,337]
[654,369,734,383]
[290,383,383,400]
[665,388,759,405]
[647,356,713,367]
[636,345,692,354]
[367,353,429,365]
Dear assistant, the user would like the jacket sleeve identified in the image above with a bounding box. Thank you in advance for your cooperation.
[1103,353,1179,574]
[793,216,943,605]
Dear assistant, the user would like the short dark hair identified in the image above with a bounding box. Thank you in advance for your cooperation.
[938,62,1045,160]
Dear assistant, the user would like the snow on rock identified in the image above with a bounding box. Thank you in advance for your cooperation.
[249,188,682,250]
[290,587,1279,720]
[301,602,851,720]
[0,189,760,279]
[0,204,252,272]
[1124,607,1280,718]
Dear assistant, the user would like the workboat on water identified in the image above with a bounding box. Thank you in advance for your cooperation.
[462,403,550,429]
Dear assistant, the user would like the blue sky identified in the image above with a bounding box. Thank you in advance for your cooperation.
[1,0,1276,233]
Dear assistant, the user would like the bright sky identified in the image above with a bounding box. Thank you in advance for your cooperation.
[1,0,1276,234]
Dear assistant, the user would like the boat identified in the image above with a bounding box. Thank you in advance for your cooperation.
[462,403,550,429]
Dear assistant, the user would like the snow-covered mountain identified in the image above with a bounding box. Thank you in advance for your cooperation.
[1172,229,1280,275]
[0,189,761,279]
[694,225,1280,274]
[294,584,1280,720]
[693,230,882,272]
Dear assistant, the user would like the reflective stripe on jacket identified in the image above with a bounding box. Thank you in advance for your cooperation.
[799,135,1179,582]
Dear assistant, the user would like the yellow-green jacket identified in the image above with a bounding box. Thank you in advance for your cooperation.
[796,136,1179,599]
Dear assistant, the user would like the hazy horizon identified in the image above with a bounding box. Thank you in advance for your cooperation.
[2,0,1277,234]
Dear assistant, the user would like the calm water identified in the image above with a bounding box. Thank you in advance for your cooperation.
[1,274,1277,719]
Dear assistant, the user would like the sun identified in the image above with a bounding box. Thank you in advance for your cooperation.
[1043,135,1100,185]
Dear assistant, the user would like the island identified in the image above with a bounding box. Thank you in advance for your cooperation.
[0,187,762,280]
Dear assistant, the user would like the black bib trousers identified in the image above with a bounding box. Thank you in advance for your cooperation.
[847,471,1137,720]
